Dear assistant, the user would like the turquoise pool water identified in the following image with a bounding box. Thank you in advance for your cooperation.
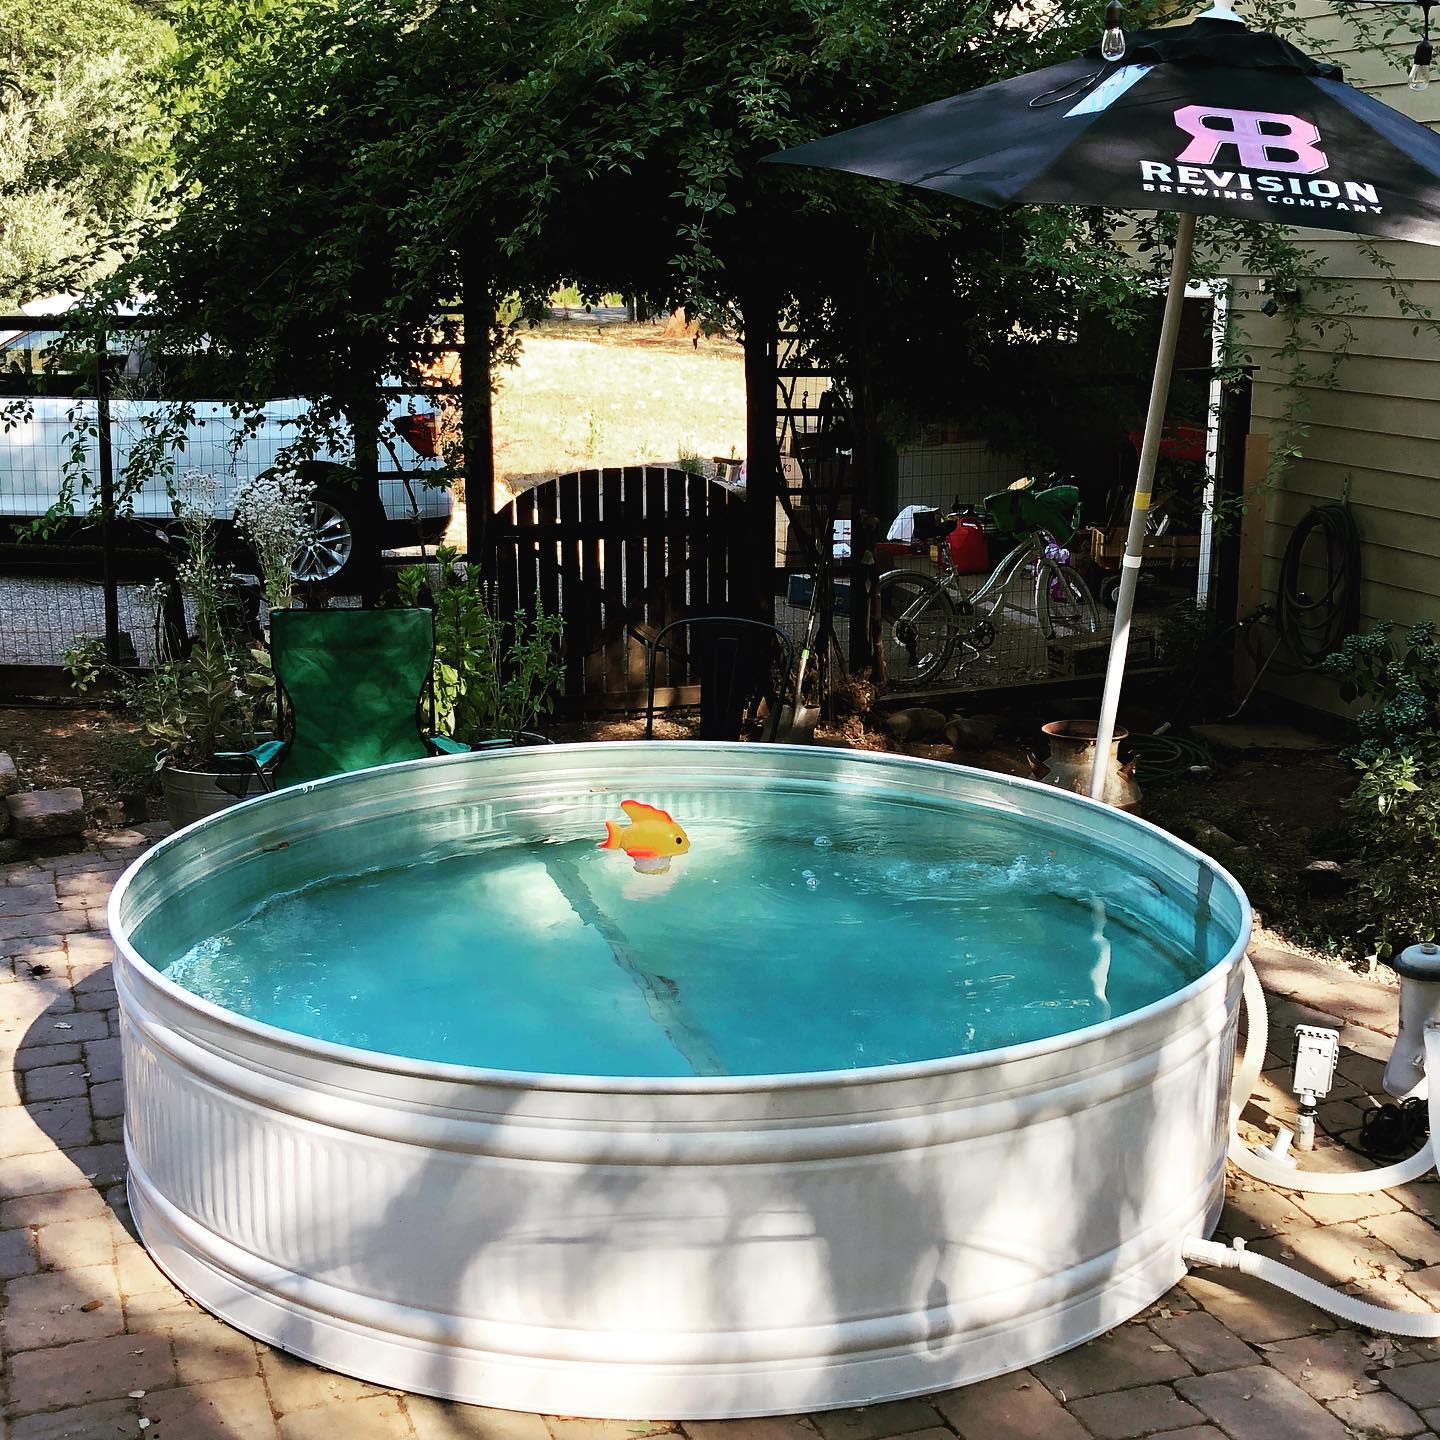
[143,786,1226,1078]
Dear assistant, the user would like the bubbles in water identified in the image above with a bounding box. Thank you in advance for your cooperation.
[802,869,819,890]
[814,835,832,849]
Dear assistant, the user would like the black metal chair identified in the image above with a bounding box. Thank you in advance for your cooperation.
[644,616,795,742]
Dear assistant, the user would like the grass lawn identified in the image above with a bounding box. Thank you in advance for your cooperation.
[447,317,747,541]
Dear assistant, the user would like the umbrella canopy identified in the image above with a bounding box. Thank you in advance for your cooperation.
[766,10,1440,801]
[767,16,1440,242]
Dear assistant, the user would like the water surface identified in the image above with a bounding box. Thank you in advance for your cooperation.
[143,784,1226,1076]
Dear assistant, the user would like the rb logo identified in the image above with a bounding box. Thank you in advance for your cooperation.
[1172,106,1328,174]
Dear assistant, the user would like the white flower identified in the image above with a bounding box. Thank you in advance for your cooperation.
[175,469,220,522]
[232,467,316,608]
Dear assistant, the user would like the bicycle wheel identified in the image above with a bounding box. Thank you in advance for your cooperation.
[1037,560,1101,640]
[876,570,956,684]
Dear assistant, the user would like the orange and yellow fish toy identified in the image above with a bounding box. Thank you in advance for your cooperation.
[598,800,691,875]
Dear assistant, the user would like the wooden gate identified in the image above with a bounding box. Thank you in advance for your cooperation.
[485,467,745,714]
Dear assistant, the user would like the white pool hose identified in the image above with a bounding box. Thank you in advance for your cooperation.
[1181,1235,1440,1336]
[1226,957,1439,1194]
[1183,955,1440,1334]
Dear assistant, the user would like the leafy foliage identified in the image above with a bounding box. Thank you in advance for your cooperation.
[1327,774,1440,961]
[0,0,171,303]
[40,0,1439,581]
[64,495,274,768]
[104,0,1326,434]
[1323,620,1440,766]
[1315,622,1440,961]
[392,547,564,742]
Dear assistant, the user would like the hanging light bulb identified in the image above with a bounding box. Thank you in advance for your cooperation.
[1411,37,1434,90]
[1101,0,1127,60]
[1412,3,1435,91]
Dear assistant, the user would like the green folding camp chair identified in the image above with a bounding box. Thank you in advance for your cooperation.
[222,607,468,792]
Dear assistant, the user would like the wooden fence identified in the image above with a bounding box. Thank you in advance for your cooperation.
[485,467,746,714]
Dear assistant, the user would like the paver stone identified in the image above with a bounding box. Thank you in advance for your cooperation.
[1176,1363,1353,1440]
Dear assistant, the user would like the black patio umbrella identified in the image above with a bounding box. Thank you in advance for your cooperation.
[766,4,1440,798]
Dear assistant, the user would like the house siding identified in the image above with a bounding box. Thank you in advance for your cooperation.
[1228,3,1440,710]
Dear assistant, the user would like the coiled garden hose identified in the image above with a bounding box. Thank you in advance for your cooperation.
[1275,503,1362,669]
[1122,733,1212,784]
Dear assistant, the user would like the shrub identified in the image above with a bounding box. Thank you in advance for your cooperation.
[1322,621,1440,961]
[1328,756,1440,962]
[1322,619,1440,766]
[65,473,274,769]
[392,546,564,742]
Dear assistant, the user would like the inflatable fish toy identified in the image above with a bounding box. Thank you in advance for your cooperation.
[599,800,691,875]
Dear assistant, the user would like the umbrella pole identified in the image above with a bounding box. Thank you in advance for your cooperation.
[1089,209,1198,801]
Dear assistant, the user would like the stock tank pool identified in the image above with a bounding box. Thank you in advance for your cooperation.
[110,743,1250,1418]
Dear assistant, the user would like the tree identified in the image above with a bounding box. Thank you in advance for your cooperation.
[0,0,171,304]
[120,0,1169,559]
[104,0,579,566]
[109,0,1394,634]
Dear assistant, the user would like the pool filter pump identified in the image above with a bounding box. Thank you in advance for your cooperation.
[1291,1023,1340,1151]
[1384,942,1440,1097]
[1186,951,1440,1338]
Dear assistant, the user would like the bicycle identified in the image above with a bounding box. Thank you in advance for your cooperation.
[875,485,1100,687]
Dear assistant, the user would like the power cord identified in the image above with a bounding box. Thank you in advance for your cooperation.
[1359,1097,1432,1159]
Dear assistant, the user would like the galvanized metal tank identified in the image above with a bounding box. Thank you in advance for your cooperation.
[110,743,1249,1419]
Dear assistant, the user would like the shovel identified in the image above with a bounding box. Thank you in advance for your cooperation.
[776,636,820,743]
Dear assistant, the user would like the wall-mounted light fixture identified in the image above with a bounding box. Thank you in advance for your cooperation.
[1259,281,1304,317]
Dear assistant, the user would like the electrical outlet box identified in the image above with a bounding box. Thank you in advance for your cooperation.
[1293,1024,1340,1098]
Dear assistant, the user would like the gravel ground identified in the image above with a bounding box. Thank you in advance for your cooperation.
[1,577,170,668]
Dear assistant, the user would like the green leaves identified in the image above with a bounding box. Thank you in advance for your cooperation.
[391,546,564,742]
[0,0,171,304]
[63,508,276,768]
[90,0,1428,509]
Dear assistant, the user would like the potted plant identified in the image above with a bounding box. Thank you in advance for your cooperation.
[66,471,295,828]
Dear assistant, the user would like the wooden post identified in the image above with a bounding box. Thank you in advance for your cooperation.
[349,364,385,606]
[462,244,495,567]
[741,288,778,623]
[95,329,121,665]
[1233,432,1270,693]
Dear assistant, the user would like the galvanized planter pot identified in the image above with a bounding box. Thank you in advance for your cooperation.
[158,765,246,830]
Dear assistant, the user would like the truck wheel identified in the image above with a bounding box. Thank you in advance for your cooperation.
[291,484,375,590]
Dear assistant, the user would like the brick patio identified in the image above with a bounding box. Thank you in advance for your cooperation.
[4,827,1440,1440]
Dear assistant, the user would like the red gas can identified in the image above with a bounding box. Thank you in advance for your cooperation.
[947,516,989,575]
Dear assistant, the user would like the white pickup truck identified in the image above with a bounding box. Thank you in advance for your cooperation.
[0,313,453,588]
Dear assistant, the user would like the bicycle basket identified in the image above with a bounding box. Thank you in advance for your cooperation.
[983,485,1080,543]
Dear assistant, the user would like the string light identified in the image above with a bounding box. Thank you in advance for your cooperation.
[1411,37,1433,89]
[1101,0,1127,61]
[1411,0,1434,89]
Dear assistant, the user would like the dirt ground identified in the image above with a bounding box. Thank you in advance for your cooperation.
[442,316,747,548]
[488,317,744,499]
[0,704,151,825]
